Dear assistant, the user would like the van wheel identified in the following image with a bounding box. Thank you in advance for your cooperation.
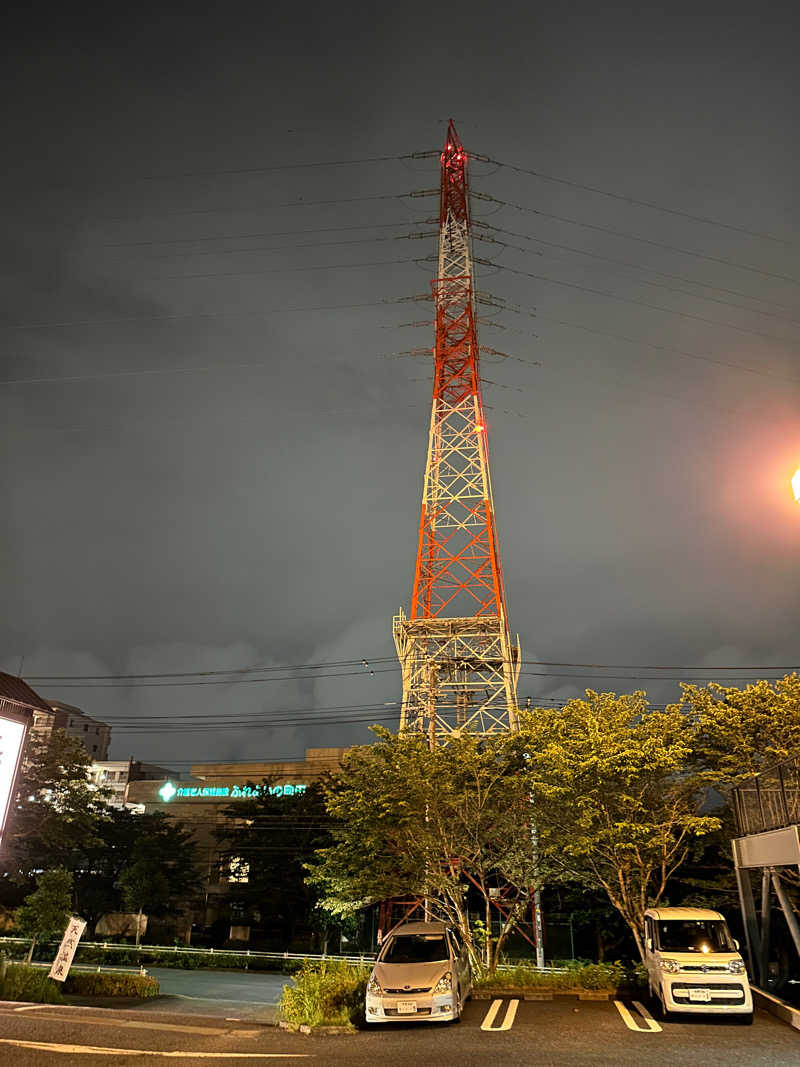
[451,988,462,1024]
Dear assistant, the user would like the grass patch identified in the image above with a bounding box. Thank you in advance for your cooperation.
[280,960,369,1030]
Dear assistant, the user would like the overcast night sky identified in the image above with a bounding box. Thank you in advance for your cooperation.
[2,3,799,771]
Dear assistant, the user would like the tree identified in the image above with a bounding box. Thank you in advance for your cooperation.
[1,729,110,895]
[215,782,331,949]
[77,809,199,936]
[679,675,800,784]
[15,868,73,963]
[308,728,541,971]
[117,816,199,945]
[517,691,719,961]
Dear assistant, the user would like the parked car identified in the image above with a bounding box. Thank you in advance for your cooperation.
[365,921,471,1024]
[644,906,753,1022]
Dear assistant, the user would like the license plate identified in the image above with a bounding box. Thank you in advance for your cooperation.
[397,1001,417,1014]
[689,988,711,1003]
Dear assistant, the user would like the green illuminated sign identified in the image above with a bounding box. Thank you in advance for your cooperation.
[158,781,307,802]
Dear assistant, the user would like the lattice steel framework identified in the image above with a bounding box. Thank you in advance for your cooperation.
[394,121,520,741]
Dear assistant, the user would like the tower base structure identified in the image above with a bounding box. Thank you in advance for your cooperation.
[393,609,520,742]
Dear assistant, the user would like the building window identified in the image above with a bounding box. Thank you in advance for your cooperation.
[227,857,250,884]
[83,725,89,732]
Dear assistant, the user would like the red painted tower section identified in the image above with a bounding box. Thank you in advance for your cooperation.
[394,122,519,740]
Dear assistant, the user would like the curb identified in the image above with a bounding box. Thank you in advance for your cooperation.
[473,989,616,1001]
[752,987,800,1032]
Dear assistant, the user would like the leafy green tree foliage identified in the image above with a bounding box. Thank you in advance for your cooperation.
[79,810,199,936]
[1,729,110,897]
[518,691,719,960]
[16,868,73,962]
[679,675,800,784]
[308,728,540,971]
[117,816,200,944]
[215,782,331,949]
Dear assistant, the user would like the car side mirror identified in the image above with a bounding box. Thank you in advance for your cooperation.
[646,937,653,951]
[733,939,739,950]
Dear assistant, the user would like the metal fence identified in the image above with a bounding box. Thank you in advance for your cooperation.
[731,752,800,836]
[0,936,566,972]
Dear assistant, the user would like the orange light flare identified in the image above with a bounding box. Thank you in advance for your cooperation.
[792,468,800,503]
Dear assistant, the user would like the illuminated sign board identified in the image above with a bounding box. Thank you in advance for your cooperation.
[0,710,30,848]
[158,781,306,802]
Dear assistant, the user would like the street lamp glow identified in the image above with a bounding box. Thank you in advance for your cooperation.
[792,469,800,503]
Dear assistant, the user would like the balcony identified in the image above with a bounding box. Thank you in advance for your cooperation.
[731,753,800,836]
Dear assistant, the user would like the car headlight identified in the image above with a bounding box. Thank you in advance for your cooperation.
[433,971,453,993]
[660,959,680,973]
[367,974,383,995]
[728,959,746,974]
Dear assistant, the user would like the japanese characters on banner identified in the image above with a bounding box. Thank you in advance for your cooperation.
[48,916,87,982]
[0,713,28,847]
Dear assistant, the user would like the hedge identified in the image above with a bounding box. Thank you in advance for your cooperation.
[0,963,63,1004]
[64,971,159,998]
[475,961,646,992]
[0,963,159,1003]
[280,960,369,1030]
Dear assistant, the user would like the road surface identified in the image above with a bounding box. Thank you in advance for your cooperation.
[0,993,797,1065]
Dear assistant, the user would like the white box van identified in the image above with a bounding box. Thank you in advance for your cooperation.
[644,907,752,1022]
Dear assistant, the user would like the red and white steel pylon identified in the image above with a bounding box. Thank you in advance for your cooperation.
[394,121,520,741]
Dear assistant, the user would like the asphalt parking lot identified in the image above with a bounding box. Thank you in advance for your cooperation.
[1,994,797,1066]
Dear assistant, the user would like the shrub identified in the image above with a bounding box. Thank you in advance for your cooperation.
[64,972,159,998]
[475,960,630,992]
[0,963,64,1003]
[280,960,369,1030]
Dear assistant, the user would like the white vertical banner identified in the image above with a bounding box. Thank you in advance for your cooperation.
[48,916,87,982]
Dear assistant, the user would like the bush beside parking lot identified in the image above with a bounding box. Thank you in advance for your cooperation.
[475,961,646,994]
[280,960,369,1030]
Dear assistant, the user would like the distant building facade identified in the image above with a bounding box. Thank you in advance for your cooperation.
[89,759,179,809]
[125,747,346,932]
[31,701,111,760]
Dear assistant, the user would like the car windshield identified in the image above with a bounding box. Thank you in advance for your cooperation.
[380,934,449,964]
[657,920,733,953]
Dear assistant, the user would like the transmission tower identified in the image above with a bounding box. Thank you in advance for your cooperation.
[394,121,520,743]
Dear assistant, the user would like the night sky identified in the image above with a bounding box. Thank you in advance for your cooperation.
[3,3,799,771]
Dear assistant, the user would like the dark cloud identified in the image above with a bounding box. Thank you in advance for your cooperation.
[3,2,799,765]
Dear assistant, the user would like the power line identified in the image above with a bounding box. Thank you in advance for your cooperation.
[473,190,799,287]
[93,220,417,251]
[94,190,437,224]
[152,255,420,283]
[493,296,800,387]
[476,221,800,326]
[0,298,403,334]
[472,152,793,247]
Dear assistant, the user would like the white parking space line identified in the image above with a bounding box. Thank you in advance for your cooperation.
[0,1039,310,1058]
[480,998,519,1031]
[613,1000,662,1033]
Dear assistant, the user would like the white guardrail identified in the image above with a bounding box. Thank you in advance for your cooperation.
[0,935,567,972]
